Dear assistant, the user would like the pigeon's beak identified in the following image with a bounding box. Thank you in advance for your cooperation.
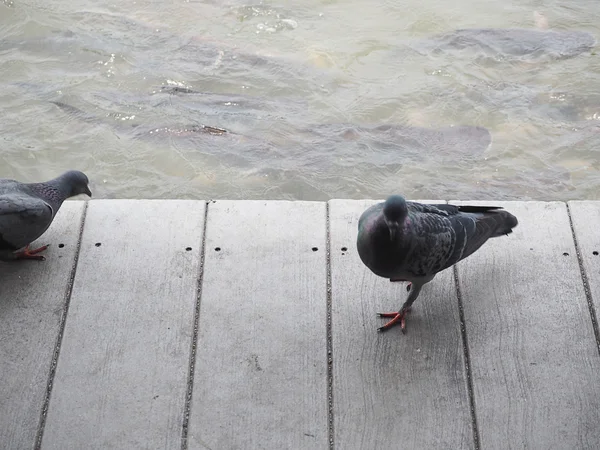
[388,223,398,241]
[84,186,92,197]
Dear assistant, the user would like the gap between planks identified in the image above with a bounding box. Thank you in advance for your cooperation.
[34,201,89,450]
[453,266,481,450]
[180,200,210,450]
[566,203,600,356]
[325,201,334,450]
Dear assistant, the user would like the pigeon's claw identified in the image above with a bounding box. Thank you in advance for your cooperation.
[14,244,49,261]
[377,307,411,333]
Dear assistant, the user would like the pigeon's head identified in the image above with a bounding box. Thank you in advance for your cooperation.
[383,195,408,241]
[62,170,92,198]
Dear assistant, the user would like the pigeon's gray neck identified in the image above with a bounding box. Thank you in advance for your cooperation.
[30,177,70,213]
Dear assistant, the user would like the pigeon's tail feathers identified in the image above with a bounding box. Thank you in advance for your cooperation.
[491,210,518,237]
[456,205,518,237]
[457,205,504,213]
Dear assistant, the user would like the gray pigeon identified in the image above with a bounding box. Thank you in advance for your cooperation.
[0,170,92,261]
[357,195,518,333]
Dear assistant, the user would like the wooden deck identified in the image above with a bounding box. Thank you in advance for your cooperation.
[1,199,600,450]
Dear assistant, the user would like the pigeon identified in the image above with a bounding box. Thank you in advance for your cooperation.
[357,195,518,333]
[0,170,92,261]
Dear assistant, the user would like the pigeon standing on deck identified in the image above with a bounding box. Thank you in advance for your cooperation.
[357,195,518,333]
[0,170,92,261]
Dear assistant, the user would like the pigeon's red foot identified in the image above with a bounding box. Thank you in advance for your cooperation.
[377,307,412,333]
[14,244,49,261]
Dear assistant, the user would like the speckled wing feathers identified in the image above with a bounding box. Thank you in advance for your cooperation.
[400,204,515,277]
[399,209,458,277]
[445,207,516,266]
[355,201,518,280]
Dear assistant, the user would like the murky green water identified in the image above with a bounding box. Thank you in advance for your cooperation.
[1,0,599,200]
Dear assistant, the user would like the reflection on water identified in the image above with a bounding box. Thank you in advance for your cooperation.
[0,1,599,201]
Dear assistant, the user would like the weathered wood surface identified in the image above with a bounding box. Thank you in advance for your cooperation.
[40,200,205,449]
[328,200,474,450]
[0,201,85,450]
[2,199,600,450]
[453,201,600,450]
[187,200,328,449]
[569,201,600,343]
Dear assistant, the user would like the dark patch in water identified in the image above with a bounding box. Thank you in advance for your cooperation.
[50,100,493,173]
[410,28,596,61]
[287,123,492,169]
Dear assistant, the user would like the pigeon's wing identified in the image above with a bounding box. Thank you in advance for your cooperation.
[406,201,453,216]
[0,194,54,250]
[407,202,503,216]
[398,212,456,276]
[440,208,513,270]
[399,203,508,276]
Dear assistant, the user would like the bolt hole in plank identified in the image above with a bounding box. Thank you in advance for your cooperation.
[329,199,473,449]
[0,201,85,449]
[594,251,599,256]
[40,199,206,449]
[341,247,348,252]
[95,242,101,247]
[455,200,600,449]
[58,243,65,248]
[312,247,318,251]
[215,247,221,252]
[186,247,192,251]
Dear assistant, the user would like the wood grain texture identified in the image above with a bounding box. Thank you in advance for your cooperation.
[329,199,473,450]
[41,200,205,450]
[453,201,600,449]
[569,201,600,338]
[187,200,328,450]
[0,201,86,450]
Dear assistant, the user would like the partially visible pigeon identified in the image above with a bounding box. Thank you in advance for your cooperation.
[357,195,518,333]
[0,170,92,261]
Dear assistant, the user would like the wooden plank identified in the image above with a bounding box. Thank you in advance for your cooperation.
[453,201,600,449]
[329,199,473,450]
[569,201,600,335]
[187,200,328,449]
[41,200,205,449]
[0,201,86,450]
